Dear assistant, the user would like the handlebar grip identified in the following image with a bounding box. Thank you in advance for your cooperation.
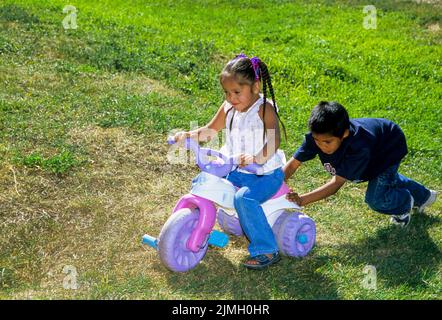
[167,136,176,145]
[242,163,264,175]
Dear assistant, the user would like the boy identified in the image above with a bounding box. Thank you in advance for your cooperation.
[283,101,437,227]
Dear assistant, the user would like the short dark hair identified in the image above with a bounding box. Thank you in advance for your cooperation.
[308,101,350,138]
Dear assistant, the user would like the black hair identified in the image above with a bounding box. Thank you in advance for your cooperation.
[308,101,350,138]
[220,55,287,142]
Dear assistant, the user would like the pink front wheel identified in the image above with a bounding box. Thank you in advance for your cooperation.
[158,208,208,272]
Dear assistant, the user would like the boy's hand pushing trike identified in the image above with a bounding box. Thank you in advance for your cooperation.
[286,191,304,206]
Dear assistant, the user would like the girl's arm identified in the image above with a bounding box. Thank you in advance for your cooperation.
[174,102,227,142]
[283,157,302,181]
[289,175,347,206]
[253,102,281,164]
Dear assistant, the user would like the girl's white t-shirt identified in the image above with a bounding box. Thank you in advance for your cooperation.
[220,95,286,174]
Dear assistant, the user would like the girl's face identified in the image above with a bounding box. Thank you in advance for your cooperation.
[221,76,260,112]
[312,130,349,154]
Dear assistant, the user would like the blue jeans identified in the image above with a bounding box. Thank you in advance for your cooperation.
[226,168,285,257]
[365,164,431,215]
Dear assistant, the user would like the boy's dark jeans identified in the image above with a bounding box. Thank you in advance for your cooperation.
[365,164,431,215]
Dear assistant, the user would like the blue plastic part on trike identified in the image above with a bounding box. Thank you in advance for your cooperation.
[142,234,158,250]
[208,230,229,248]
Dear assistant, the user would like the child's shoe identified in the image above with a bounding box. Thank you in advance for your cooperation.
[415,190,437,214]
[243,252,281,270]
[390,197,413,227]
[390,212,411,227]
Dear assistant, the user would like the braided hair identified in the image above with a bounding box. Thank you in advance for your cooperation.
[220,54,287,142]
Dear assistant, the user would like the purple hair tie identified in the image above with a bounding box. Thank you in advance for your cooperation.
[250,56,261,80]
[234,53,261,81]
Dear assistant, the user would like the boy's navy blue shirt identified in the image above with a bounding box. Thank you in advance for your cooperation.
[293,118,408,182]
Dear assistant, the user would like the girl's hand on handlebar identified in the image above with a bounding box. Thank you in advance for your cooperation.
[173,131,190,143]
[238,153,256,168]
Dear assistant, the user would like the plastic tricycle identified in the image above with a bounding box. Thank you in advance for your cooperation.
[142,137,316,272]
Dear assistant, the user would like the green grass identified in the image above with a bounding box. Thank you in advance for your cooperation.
[0,0,441,300]
[13,150,82,174]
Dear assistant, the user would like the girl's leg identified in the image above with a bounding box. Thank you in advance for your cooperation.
[233,169,285,257]
[225,169,243,188]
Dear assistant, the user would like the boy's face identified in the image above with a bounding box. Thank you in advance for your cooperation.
[312,130,349,154]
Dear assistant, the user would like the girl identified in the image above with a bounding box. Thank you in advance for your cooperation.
[173,53,287,270]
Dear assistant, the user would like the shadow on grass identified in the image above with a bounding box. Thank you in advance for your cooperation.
[337,213,441,290]
[163,243,340,300]
[162,213,440,299]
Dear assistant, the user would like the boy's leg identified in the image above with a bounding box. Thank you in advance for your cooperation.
[233,169,285,258]
[365,164,413,216]
[395,173,433,210]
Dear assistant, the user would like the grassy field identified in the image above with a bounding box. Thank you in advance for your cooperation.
[0,0,441,300]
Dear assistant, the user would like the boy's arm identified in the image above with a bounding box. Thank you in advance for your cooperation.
[283,157,302,181]
[296,175,347,206]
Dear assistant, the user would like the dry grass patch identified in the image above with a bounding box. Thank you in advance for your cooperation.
[0,57,178,101]
[0,125,200,298]
[94,73,180,98]
[428,22,441,32]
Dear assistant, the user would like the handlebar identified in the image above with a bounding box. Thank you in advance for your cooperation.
[168,136,264,177]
